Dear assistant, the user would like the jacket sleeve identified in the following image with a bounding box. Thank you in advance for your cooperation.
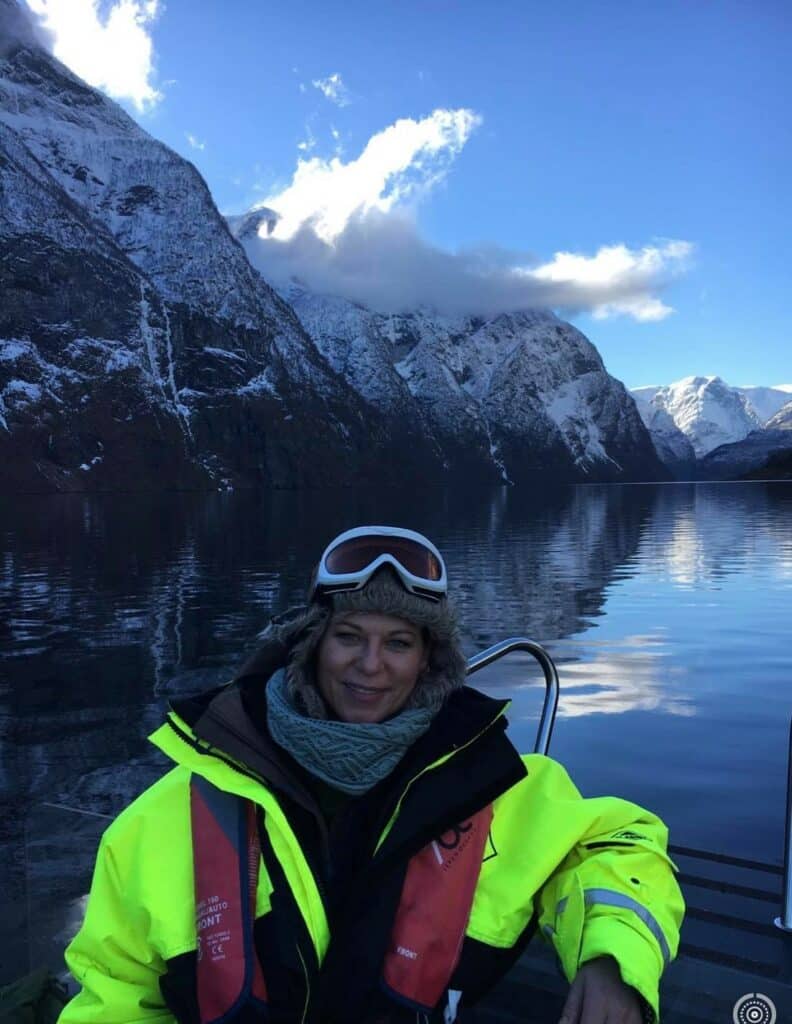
[534,761,684,1024]
[59,829,174,1024]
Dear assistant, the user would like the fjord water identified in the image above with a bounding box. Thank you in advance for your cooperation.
[1,481,791,981]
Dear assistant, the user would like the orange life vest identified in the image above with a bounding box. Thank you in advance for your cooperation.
[190,773,492,1022]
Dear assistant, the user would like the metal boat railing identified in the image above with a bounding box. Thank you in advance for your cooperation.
[775,717,792,933]
[465,637,559,755]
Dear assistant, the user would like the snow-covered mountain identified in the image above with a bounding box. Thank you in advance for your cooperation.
[1,0,666,490]
[631,377,762,460]
[0,2,443,491]
[234,237,667,485]
[629,388,696,476]
[631,377,792,479]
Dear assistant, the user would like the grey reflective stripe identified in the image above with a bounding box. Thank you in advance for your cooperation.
[583,888,671,963]
[542,923,555,939]
[552,889,670,963]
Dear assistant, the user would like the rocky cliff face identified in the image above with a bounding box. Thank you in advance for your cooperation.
[0,116,199,490]
[1,0,666,491]
[631,387,697,477]
[0,12,444,491]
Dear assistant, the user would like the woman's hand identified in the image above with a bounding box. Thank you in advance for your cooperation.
[558,955,644,1024]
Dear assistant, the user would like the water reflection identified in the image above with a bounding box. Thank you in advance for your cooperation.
[471,632,694,725]
[1,481,791,981]
[552,636,694,718]
[637,484,792,587]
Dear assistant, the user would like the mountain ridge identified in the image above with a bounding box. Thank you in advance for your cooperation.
[237,237,667,485]
[1,4,667,491]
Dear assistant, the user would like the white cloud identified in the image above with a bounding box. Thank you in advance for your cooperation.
[296,123,316,154]
[24,0,161,111]
[240,111,693,321]
[529,241,694,322]
[550,637,694,718]
[263,108,481,242]
[185,132,205,152]
[311,72,350,107]
[591,297,672,322]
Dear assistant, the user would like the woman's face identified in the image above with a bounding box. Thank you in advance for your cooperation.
[315,611,429,724]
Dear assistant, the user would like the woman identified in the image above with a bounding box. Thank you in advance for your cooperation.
[60,526,684,1024]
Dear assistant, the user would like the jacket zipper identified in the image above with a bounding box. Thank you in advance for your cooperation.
[296,942,311,1024]
[374,708,507,856]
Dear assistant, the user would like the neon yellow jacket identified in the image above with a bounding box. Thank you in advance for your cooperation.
[60,690,684,1024]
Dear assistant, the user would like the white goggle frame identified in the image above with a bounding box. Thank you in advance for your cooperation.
[312,525,447,601]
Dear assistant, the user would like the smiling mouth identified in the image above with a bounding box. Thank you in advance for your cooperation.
[342,681,387,699]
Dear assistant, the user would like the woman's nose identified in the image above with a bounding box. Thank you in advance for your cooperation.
[358,640,384,673]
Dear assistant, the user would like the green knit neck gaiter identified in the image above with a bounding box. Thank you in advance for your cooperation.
[265,669,433,796]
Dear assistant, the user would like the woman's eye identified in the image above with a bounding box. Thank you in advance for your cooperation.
[335,631,359,642]
[388,638,412,650]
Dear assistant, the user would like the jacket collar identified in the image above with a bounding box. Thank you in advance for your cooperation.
[171,676,325,824]
[165,664,526,875]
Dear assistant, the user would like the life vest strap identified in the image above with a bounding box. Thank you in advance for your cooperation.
[190,775,268,1024]
[382,804,494,1011]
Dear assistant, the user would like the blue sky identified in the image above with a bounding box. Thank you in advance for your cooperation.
[23,0,791,389]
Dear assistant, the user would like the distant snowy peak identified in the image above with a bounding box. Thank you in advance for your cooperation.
[696,394,792,480]
[631,376,761,458]
[734,385,792,424]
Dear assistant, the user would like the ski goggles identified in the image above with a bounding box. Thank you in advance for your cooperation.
[309,526,448,602]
